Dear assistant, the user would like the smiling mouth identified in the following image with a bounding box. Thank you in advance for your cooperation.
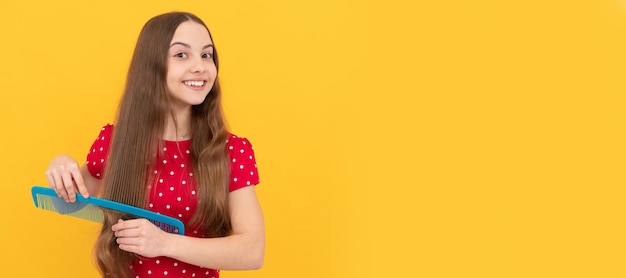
[183,80,206,87]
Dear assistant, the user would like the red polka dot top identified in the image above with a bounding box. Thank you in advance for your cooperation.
[85,124,260,278]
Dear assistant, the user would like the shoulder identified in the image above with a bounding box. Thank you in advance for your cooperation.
[86,123,114,179]
[226,133,260,190]
[89,123,114,145]
[99,123,114,137]
[226,133,255,152]
[87,124,113,156]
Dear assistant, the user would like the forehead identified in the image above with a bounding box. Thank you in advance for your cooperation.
[170,21,213,45]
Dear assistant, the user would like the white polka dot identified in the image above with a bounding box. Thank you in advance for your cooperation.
[154,170,158,174]
[101,136,105,140]
[233,178,238,182]
[96,173,101,177]
[156,260,160,264]
[182,270,186,273]
[159,179,164,183]
[148,270,152,274]
[92,162,96,165]
[206,271,210,275]
[177,197,182,201]
[163,160,167,164]
[186,150,190,154]
[170,171,175,175]
[164,271,168,275]
[181,164,185,168]
[149,203,153,208]
[163,147,167,152]
[178,214,183,218]
[250,171,254,175]
[240,149,244,153]
[139,260,143,264]
[158,192,163,197]
[174,155,178,159]
[182,180,187,185]
[99,147,104,151]
[192,273,196,277]
[166,205,170,209]
[189,173,193,176]
[185,207,190,211]
[240,165,244,169]
[174,263,178,267]
[249,155,253,159]
[170,186,174,191]
[100,159,104,163]
[247,181,251,185]
[191,190,196,195]
[229,146,234,150]
[232,158,236,162]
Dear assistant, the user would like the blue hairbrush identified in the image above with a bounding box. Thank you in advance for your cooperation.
[31,185,184,235]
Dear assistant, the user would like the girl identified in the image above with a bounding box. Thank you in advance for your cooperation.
[45,12,264,278]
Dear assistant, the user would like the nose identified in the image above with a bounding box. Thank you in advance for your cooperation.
[190,57,207,73]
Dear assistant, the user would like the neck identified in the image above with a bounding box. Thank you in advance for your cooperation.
[163,108,192,141]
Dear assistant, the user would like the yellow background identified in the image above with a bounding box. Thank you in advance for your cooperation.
[1,0,626,277]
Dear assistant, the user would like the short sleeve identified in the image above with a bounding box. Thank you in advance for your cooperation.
[86,124,113,179]
[227,135,260,192]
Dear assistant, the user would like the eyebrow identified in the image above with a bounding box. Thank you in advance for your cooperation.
[170,42,214,49]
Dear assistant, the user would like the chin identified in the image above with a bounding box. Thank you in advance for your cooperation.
[190,95,210,105]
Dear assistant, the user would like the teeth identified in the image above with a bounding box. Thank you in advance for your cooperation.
[184,81,205,87]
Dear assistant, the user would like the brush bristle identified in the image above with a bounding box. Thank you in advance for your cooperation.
[36,194,104,223]
[35,194,181,234]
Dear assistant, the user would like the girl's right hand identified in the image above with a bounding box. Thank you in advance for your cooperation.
[45,155,90,203]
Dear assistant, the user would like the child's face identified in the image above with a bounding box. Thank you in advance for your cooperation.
[166,21,217,111]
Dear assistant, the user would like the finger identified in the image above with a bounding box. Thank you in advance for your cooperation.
[50,170,70,202]
[117,241,140,254]
[68,164,89,198]
[60,170,77,203]
[45,170,61,198]
[114,226,144,239]
[112,219,128,232]
[112,219,122,231]
[114,227,138,238]
[116,236,140,247]
[116,237,148,256]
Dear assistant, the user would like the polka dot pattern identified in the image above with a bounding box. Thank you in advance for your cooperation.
[226,134,260,192]
[85,124,260,278]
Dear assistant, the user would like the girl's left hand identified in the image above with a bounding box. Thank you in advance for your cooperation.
[112,218,171,258]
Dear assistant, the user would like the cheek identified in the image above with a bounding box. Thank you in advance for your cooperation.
[164,76,176,92]
[209,63,218,78]
[209,66,218,86]
[166,68,185,86]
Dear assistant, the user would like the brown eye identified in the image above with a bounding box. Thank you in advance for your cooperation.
[202,53,213,59]
[175,52,187,58]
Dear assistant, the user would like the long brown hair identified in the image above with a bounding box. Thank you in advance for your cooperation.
[95,12,231,278]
